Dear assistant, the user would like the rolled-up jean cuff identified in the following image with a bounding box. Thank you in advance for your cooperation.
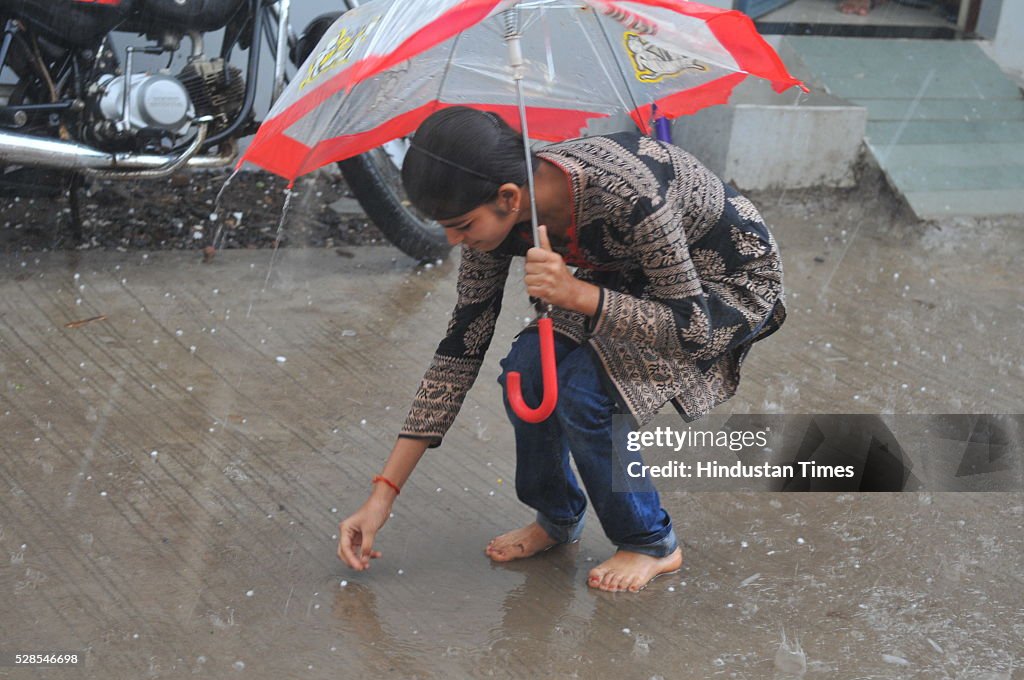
[536,510,586,544]
[613,526,678,558]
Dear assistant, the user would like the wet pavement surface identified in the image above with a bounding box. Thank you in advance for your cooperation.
[0,189,1022,678]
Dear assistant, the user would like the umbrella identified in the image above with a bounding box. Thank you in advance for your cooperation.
[240,0,805,422]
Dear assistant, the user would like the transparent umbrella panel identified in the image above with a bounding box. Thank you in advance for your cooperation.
[242,0,803,180]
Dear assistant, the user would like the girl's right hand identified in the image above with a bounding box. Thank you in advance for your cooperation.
[337,492,393,570]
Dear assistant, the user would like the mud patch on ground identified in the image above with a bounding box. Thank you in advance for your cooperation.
[0,168,387,254]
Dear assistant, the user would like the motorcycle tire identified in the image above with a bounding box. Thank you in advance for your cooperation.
[293,12,451,262]
[337,150,450,262]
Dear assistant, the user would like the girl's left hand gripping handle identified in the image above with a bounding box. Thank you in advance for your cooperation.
[506,317,558,423]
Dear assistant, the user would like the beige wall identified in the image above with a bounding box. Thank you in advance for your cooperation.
[991,0,1024,73]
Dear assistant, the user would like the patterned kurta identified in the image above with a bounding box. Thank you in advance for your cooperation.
[400,132,786,447]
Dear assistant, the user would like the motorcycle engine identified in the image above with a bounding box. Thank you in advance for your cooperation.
[176,58,245,132]
[93,72,194,139]
[90,58,244,143]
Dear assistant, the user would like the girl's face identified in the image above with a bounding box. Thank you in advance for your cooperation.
[437,184,523,252]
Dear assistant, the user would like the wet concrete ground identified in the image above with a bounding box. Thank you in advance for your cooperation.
[0,194,1022,678]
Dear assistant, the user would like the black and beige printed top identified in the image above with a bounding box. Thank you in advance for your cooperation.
[400,132,786,447]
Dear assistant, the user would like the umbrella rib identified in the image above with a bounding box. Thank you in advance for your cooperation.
[588,9,647,135]
[574,15,634,117]
[433,30,464,107]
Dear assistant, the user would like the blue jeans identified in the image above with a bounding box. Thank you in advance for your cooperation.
[497,330,678,558]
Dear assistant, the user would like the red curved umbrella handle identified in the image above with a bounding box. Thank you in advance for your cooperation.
[506,317,558,423]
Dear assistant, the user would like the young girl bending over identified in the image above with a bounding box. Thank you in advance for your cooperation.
[337,107,786,592]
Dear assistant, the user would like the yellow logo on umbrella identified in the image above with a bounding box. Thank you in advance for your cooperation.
[624,32,707,84]
[300,17,380,90]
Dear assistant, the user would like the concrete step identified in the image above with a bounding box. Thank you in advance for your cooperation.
[878,155,1024,192]
[786,37,1021,100]
[866,120,1024,146]
[850,98,1024,122]
[782,36,1024,218]
[873,142,1024,168]
[903,189,1024,218]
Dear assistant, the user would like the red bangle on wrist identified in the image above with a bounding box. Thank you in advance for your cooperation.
[372,475,401,495]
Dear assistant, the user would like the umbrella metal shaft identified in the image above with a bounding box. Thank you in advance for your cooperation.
[515,76,541,251]
[503,9,541,250]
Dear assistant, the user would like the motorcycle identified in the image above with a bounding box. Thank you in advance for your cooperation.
[0,0,451,261]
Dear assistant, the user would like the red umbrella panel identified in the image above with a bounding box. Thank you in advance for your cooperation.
[241,0,804,182]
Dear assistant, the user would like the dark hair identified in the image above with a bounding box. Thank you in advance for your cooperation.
[401,107,538,220]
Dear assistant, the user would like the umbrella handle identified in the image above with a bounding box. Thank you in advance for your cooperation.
[506,317,558,423]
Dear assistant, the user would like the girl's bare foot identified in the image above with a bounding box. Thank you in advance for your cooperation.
[587,547,683,592]
[839,0,875,15]
[485,521,561,562]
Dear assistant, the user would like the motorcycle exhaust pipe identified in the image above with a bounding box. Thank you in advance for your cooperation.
[0,119,235,178]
